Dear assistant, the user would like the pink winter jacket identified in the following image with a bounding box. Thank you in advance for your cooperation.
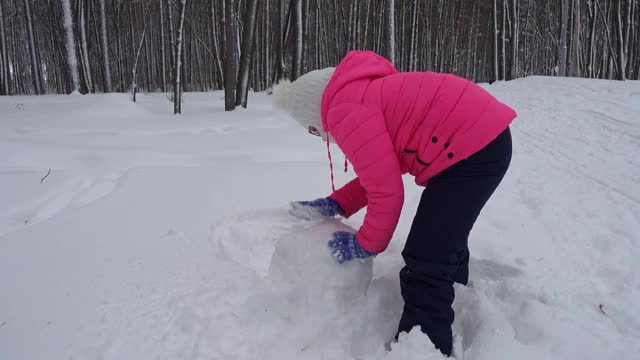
[323,51,517,254]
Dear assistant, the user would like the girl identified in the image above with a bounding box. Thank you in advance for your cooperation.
[273,50,516,356]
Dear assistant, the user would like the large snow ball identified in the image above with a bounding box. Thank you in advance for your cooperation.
[212,209,373,327]
[269,218,373,300]
[212,209,375,353]
[267,216,374,332]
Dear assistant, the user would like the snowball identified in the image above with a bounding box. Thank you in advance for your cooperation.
[267,217,374,316]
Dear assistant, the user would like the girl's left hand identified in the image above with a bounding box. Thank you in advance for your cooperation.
[328,231,375,263]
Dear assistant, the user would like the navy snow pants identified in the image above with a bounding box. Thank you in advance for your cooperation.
[397,127,513,356]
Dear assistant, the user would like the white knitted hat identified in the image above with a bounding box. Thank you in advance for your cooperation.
[272,67,335,140]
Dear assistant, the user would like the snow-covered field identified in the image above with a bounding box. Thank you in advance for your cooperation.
[0,77,639,360]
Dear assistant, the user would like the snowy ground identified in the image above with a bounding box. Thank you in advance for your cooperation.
[0,77,639,360]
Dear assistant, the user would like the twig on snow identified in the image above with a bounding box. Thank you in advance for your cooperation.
[40,168,51,184]
[599,304,607,315]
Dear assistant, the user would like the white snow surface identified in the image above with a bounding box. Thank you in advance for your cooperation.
[1,77,639,360]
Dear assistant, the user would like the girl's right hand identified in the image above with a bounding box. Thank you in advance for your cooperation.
[289,197,344,221]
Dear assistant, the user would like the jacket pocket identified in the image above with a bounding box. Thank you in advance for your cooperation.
[404,149,431,166]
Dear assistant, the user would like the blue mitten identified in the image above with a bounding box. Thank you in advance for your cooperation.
[328,231,375,263]
[289,197,344,220]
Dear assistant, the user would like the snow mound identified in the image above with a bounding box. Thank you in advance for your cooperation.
[213,209,373,290]
[384,328,449,360]
[210,209,377,359]
[267,216,374,317]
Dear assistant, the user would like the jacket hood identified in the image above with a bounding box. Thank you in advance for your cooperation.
[320,51,398,132]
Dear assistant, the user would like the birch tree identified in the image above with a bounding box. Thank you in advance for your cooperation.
[210,0,224,88]
[408,1,419,71]
[112,1,125,92]
[587,0,598,78]
[560,0,569,76]
[494,0,499,81]
[61,0,80,93]
[292,0,303,80]
[132,18,149,102]
[99,0,112,91]
[166,0,176,79]
[272,0,285,85]
[0,0,8,95]
[385,0,395,66]
[236,0,259,108]
[79,0,93,92]
[571,0,581,77]
[511,0,519,79]
[174,0,187,114]
[615,0,631,80]
[160,0,167,92]
[24,0,42,94]
[502,0,507,80]
[224,0,237,111]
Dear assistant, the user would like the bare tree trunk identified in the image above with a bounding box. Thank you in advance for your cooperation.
[596,0,619,78]
[142,5,152,92]
[385,0,395,65]
[0,0,9,95]
[224,0,237,111]
[623,0,632,76]
[79,0,93,92]
[472,1,480,80]
[210,0,224,87]
[114,1,126,92]
[615,0,632,80]
[174,0,187,114]
[363,0,371,50]
[166,0,176,81]
[511,0,519,79]
[350,0,357,51]
[587,0,598,78]
[236,0,258,108]
[409,0,418,71]
[131,20,149,102]
[128,2,137,90]
[160,0,167,92]
[559,0,569,76]
[571,0,581,77]
[631,2,640,80]
[11,13,21,94]
[46,3,62,93]
[99,0,112,91]
[502,0,507,79]
[272,0,285,85]
[292,0,303,80]
[62,0,80,93]
[615,0,626,80]
[264,0,270,88]
[24,0,42,94]
[181,25,187,92]
[494,0,499,81]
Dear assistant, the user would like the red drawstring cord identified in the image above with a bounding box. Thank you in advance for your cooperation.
[327,135,349,192]
[327,136,336,192]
